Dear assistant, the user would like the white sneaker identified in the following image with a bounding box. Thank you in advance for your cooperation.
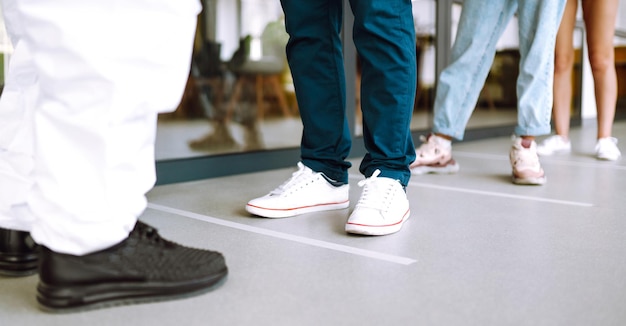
[536,135,571,156]
[595,137,621,161]
[410,134,459,175]
[345,170,410,236]
[510,137,546,185]
[246,162,349,218]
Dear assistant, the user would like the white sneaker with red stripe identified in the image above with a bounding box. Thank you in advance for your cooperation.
[345,170,410,236]
[246,162,349,218]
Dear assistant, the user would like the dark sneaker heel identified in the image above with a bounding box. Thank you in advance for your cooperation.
[0,228,39,277]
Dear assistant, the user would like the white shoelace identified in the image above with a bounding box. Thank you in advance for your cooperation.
[269,162,314,196]
[357,170,394,212]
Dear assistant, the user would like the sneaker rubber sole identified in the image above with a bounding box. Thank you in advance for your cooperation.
[246,200,349,218]
[596,153,621,161]
[0,255,39,277]
[345,210,410,236]
[511,174,546,186]
[36,268,228,313]
[410,161,460,175]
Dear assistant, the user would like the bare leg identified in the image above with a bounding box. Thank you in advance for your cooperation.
[582,0,619,140]
[552,0,578,140]
[521,135,535,148]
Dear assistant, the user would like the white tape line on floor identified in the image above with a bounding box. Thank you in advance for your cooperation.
[147,203,418,266]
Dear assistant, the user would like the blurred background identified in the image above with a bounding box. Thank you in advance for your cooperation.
[2,0,626,183]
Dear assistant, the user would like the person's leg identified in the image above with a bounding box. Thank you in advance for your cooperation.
[0,0,36,233]
[343,0,414,236]
[246,0,350,219]
[349,0,415,186]
[17,0,202,255]
[511,0,566,185]
[411,0,516,175]
[582,0,619,139]
[552,0,578,140]
[515,0,566,139]
[583,0,621,160]
[536,0,574,156]
[0,0,40,277]
[432,0,517,141]
[281,0,352,183]
[6,0,228,311]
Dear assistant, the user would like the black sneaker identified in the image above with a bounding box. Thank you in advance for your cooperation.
[0,228,39,277]
[36,221,228,312]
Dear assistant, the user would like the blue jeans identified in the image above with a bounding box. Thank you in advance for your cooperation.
[280,0,416,186]
[433,0,566,140]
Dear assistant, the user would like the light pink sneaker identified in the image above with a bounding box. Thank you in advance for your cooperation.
[410,134,460,175]
[509,137,546,185]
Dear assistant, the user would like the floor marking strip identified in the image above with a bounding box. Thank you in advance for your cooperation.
[147,203,417,266]
[453,151,626,170]
[348,174,593,207]
[408,182,593,207]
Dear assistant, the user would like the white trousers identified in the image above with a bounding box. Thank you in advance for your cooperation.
[0,0,201,255]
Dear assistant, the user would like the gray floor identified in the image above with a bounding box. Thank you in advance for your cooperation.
[3,120,626,326]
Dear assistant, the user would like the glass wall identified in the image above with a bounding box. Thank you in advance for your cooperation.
[2,1,625,183]
[158,0,442,160]
[156,0,300,161]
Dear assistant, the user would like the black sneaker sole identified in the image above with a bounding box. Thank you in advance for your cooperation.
[0,267,38,277]
[36,268,228,313]
[0,257,39,277]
